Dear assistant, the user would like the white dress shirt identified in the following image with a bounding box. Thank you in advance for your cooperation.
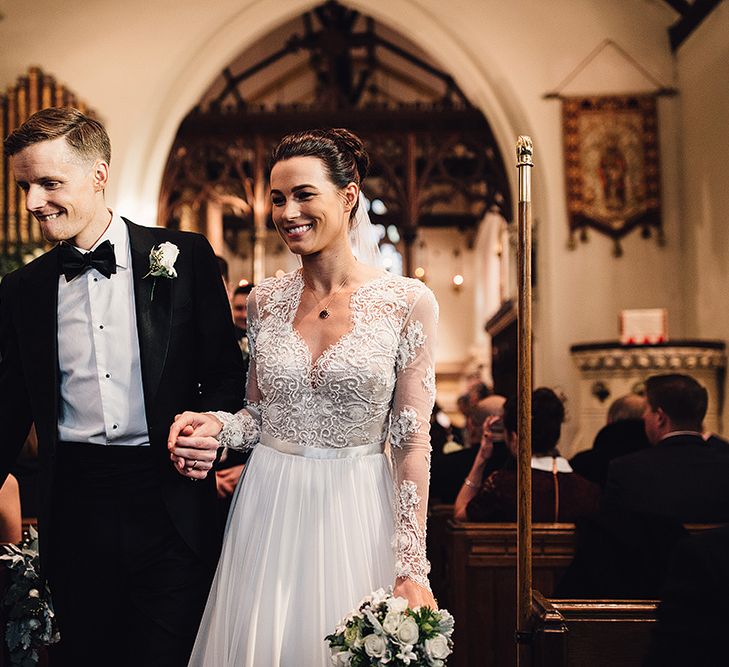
[57,212,150,446]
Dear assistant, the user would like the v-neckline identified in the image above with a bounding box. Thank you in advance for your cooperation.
[290,269,388,373]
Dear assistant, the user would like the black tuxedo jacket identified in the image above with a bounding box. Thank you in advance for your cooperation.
[604,433,729,523]
[0,219,245,568]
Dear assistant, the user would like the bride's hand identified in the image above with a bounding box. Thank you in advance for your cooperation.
[393,577,437,610]
[168,412,224,480]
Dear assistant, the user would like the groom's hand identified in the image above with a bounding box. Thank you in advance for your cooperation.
[168,412,223,480]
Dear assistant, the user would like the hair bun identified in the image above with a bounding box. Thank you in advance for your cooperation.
[328,128,369,182]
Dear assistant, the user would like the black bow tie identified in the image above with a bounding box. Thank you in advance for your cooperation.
[59,240,117,282]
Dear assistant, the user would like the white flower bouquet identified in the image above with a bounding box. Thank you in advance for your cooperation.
[0,526,60,665]
[326,588,454,667]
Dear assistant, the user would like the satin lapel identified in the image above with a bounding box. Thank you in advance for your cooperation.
[126,219,173,417]
[21,248,61,448]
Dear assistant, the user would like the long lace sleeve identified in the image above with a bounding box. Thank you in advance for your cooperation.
[389,285,438,590]
[210,289,263,451]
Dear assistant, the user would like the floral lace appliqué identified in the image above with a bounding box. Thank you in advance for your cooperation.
[210,410,260,451]
[214,270,437,589]
[393,480,431,591]
[422,366,436,403]
[396,320,426,372]
[389,407,419,448]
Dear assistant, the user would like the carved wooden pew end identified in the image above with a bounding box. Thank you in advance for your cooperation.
[530,590,658,667]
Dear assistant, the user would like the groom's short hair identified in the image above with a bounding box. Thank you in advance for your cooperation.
[4,106,111,164]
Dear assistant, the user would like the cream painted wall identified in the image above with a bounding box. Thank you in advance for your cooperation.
[676,3,729,428]
[2,0,710,447]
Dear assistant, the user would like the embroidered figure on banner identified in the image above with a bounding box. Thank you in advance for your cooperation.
[562,95,663,257]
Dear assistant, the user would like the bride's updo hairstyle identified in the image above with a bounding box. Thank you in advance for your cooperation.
[270,128,370,222]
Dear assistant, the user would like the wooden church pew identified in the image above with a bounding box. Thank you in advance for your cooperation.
[529,591,657,667]
[447,521,577,667]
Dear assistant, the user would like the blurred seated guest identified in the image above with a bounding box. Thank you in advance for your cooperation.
[0,474,22,543]
[704,430,729,448]
[468,381,492,406]
[430,403,452,461]
[645,525,729,667]
[454,378,492,444]
[555,508,687,599]
[604,373,729,522]
[456,388,600,522]
[570,394,650,489]
[11,425,40,518]
[431,395,506,504]
[231,284,252,335]
[214,268,253,512]
[606,392,645,423]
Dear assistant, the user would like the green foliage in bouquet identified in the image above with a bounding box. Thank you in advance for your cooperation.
[326,587,454,667]
[0,527,60,666]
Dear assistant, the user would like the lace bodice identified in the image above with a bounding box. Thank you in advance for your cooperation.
[212,269,438,590]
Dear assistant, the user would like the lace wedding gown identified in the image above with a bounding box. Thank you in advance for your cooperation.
[188,269,438,666]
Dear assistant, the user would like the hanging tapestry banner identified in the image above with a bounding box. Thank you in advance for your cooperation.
[562,95,662,256]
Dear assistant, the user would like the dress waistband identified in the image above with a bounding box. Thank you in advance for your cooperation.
[260,432,383,459]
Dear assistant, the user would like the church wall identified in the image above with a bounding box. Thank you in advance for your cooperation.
[675,3,729,430]
[0,0,702,449]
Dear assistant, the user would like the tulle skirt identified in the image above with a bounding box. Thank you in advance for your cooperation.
[188,434,396,666]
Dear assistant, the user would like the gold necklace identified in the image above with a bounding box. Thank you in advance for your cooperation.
[303,273,351,320]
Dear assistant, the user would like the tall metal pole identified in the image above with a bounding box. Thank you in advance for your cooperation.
[515,136,534,667]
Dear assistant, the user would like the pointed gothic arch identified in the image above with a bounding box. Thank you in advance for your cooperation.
[156,1,512,280]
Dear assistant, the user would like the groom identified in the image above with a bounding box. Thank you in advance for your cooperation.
[0,108,244,666]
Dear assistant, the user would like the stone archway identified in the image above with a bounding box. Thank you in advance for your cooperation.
[113,0,538,229]
[157,2,513,286]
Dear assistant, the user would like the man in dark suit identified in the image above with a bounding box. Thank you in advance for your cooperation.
[645,525,729,666]
[0,108,245,666]
[604,373,729,523]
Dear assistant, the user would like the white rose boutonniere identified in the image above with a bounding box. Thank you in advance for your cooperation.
[144,242,179,300]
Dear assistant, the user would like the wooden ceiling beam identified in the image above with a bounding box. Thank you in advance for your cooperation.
[669,0,724,51]
[663,0,692,16]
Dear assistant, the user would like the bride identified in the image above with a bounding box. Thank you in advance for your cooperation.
[168,128,439,666]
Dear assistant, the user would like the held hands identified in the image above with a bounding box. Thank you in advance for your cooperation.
[393,577,437,610]
[167,411,224,480]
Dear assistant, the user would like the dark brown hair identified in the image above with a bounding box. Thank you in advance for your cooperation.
[645,374,707,431]
[270,128,369,220]
[503,387,566,454]
[4,107,111,164]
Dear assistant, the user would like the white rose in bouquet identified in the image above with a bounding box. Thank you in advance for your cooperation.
[382,611,402,635]
[344,623,360,646]
[396,616,419,645]
[363,634,387,659]
[386,596,409,614]
[330,648,352,666]
[370,587,389,605]
[425,634,452,661]
[437,610,455,637]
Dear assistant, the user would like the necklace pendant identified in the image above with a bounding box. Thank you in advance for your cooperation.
[319,309,330,319]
